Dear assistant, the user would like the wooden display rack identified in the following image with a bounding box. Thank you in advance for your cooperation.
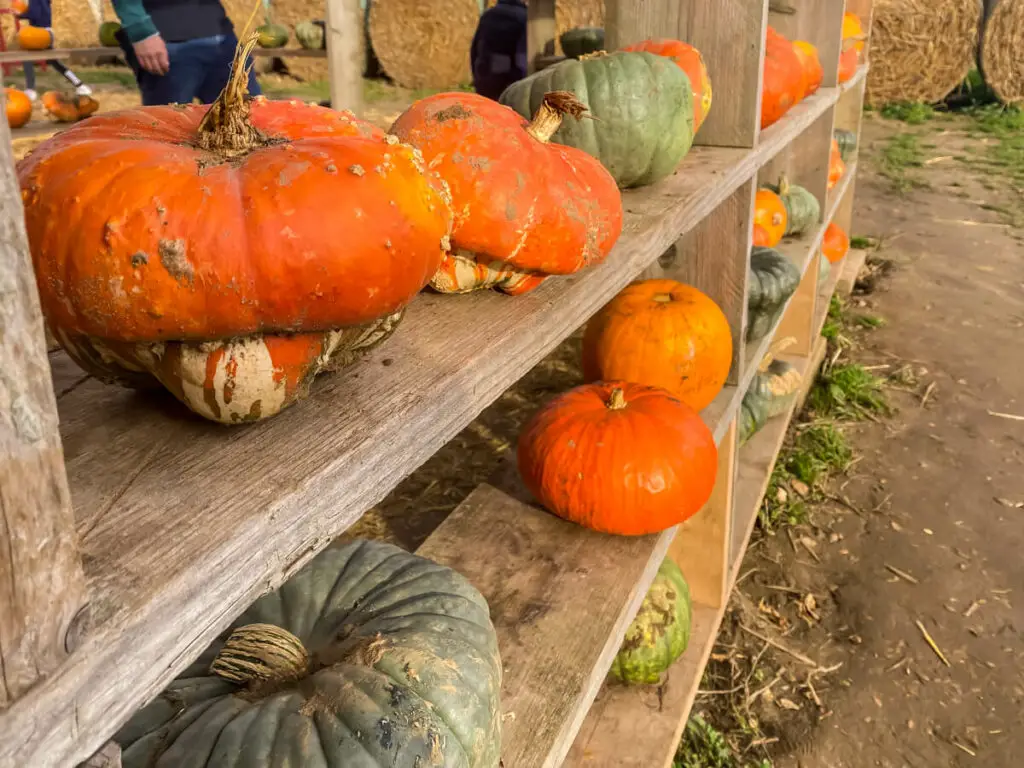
[0,1,872,766]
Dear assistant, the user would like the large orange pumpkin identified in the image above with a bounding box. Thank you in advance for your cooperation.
[518,381,718,536]
[754,188,788,247]
[581,280,732,412]
[19,35,452,423]
[761,26,803,129]
[17,25,53,50]
[390,90,622,295]
[621,39,713,130]
[5,87,32,129]
[792,40,823,100]
[828,138,846,190]
[822,222,850,264]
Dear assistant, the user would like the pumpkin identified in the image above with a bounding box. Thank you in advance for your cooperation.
[752,223,772,248]
[834,128,857,161]
[754,188,788,247]
[295,19,326,50]
[40,91,98,122]
[17,25,53,50]
[391,90,622,295]
[843,12,866,54]
[517,381,718,536]
[99,21,122,47]
[256,22,289,48]
[560,26,605,59]
[818,251,832,287]
[822,221,850,263]
[792,40,823,100]
[739,345,803,444]
[581,280,732,412]
[19,35,453,424]
[5,87,32,129]
[115,540,503,768]
[746,246,801,343]
[761,26,803,129]
[621,39,712,131]
[10,0,27,12]
[610,557,692,684]
[499,51,694,188]
[828,138,846,190]
[766,174,820,236]
[838,46,858,84]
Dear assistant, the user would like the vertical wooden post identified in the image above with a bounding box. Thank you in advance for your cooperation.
[775,250,819,358]
[0,86,87,708]
[604,0,680,49]
[325,0,363,113]
[527,0,556,73]
[769,0,845,87]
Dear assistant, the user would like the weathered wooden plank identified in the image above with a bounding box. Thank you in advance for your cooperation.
[769,0,846,87]
[604,0,680,48]
[527,0,556,73]
[0,91,86,709]
[836,248,867,299]
[325,0,363,112]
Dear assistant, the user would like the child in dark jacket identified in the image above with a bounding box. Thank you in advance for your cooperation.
[470,0,527,101]
[15,0,92,102]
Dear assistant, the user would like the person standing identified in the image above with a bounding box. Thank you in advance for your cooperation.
[110,0,261,106]
[13,0,93,102]
[469,0,527,101]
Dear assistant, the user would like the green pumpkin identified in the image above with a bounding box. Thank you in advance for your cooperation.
[98,21,121,47]
[747,246,802,343]
[740,358,803,443]
[834,129,857,162]
[818,253,832,287]
[610,558,691,685]
[559,27,605,59]
[256,23,289,49]
[499,51,695,188]
[116,540,503,768]
[766,175,820,237]
[295,19,325,50]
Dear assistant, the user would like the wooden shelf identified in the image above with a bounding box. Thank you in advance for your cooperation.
[0,47,122,64]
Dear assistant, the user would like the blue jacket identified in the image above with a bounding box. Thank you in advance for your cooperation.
[470,0,527,101]
[19,0,52,27]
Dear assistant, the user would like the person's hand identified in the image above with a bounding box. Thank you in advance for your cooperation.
[134,34,169,76]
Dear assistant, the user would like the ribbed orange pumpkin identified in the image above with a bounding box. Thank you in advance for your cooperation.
[622,39,713,130]
[41,91,98,122]
[518,381,718,536]
[822,222,850,263]
[792,40,823,100]
[5,87,32,129]
[828,138,846,190]
[17,25,53,50]
[581,280,732,412]
[754,188,788,247]
[761,27,803,129]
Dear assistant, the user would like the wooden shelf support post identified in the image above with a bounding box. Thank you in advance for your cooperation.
[527,0,556,73]
[325,0,363,113]
[0,96,87,709]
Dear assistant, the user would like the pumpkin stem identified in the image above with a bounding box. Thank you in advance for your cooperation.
[210,623,310,685]
[777,174,791,196]
[652,293,673,303]
[525,90,590,144]
[196,29,263,156]
[606,387,628,410]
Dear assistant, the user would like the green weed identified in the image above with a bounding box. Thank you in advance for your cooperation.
[879,133,926,194]
[675,716,771,768]
[849,235,877,250]
[820,296,846,344]
[855,314,886,328]
[879,101,935,124]
[809,363,889,418]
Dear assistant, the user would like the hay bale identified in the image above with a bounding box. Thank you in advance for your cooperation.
[866,0,983,105]
[369,0,480,90]
[51,0,114,48]
[980,0,1024,103]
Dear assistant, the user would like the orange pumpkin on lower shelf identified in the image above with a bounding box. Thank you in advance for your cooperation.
[41,91,99,122]
[754,188,788,247]
[581,280,732,412]
[518,381,718,536]
[822,222,850,263]
[5,87,32,129]
[828,138,845,190]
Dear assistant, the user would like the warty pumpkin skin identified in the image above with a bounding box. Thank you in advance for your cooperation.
[754,188,788,247]
[621,39,712,131]
[581,280,732,412]
[5,87,32,129]
[390,90,622,295]
[822,221,850,263]
[766,174,820,237]
[761,27,803,129]
[295,19,326,50]
[499,51,695,189]
[517,381,718,536]
[116,540,503,768]
[792,40,823,100]
[16,25,53,50]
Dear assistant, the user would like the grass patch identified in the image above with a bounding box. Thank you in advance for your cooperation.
[820,296,848,345]
[967,104,1024,186]
[880,101,934,124]
[809,363,889,419]
[855,314,886,329]
[849,235,877,250]
[674,715,771,768]
[878,133,927,194]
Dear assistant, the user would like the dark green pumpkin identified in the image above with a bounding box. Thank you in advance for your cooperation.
[256,23,289,48]
[766,175,820,237]
[610,557,691,684]
[295,19,325,50]
[818,252,832,287]
[499,51,695,188]
[99,21,121,47]
[746,246,802,343]
[559,27,605,59]
[740,358,803,443]
[116,540,503,768]
[834,129,857,162]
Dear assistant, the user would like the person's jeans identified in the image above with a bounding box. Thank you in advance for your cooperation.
[119,31,261,106]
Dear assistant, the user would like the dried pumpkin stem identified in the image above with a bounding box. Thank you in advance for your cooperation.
[525,90,590,144]
[606,387,628,410]
[210,623,310,685]
[777,174,791,197]
[197,29,263,155]
[652,293,673,304]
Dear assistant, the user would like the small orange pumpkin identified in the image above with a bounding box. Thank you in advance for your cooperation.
[843,13,866,54]
[828,138,846,190]
[838,46,858,84]
[754,188,788,247]
[792,40,823,100]
[10,0,29,13]
[5,87,32,129]
[581,280,733,412]
[752,223,773,248]
[41,92,100,122]
[761,26,804,129]
[622,39,713,130]
[16,25,53,51]
[517,381,718,536]
[822,222,850,264]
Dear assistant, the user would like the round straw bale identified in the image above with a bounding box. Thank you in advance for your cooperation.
[369,0,481,90]
[980,0,1024,103]
[866,0,983,105]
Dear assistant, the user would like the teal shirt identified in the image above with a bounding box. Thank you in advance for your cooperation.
[111,0,158,43]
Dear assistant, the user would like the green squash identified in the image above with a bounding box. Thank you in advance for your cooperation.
[818,252,832,288]
[295,19,325,50]
[766,175,820,237]
[98,21,121,47]
[834,128,857,162]
[116,540,503,768]
[257,23,289,49]
[746,246,802,343]
[499,51,695,188]
[740,357,803,443]
[560,27,605,59]
[610,558,691,685]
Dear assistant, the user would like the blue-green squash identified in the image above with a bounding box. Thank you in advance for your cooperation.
[746,246,802,343]
[739,353,803,444]
[559,27,605,59]
[766,174,821,237]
